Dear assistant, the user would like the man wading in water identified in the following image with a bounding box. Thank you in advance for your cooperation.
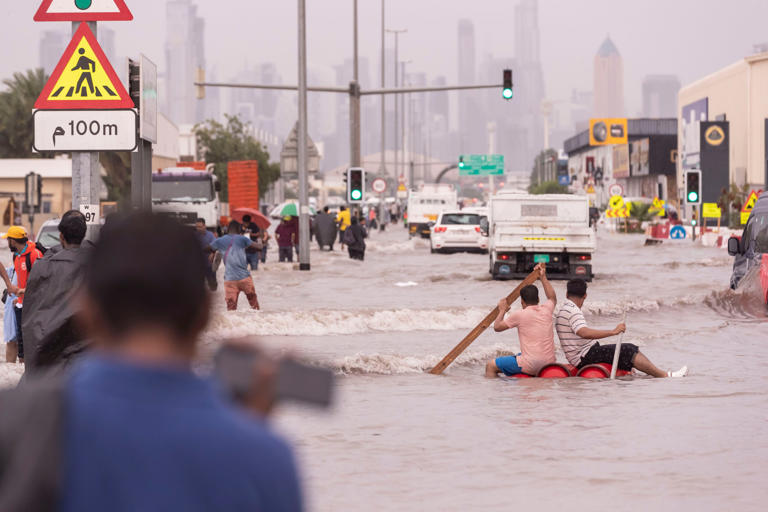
[485,263,557,378]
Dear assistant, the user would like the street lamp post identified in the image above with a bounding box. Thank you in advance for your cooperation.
[386,28,406,180]
[297,0,310,271]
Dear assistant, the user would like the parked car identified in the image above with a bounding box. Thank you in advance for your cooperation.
[728,192,768,304]
[35,218,98,250]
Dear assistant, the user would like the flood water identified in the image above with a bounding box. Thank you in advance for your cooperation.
[1,227,766,511]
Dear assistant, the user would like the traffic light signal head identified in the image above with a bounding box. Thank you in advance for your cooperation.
[685,170,701,204]
[347,168,365,203]
[458,155,465,169]
[502,69,513,100]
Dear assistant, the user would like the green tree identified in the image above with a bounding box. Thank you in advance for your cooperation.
[194,115,280,201]
[528,180,570,194]
[0,69,50,158]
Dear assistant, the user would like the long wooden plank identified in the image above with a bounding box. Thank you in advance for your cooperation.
[428,269,540,375]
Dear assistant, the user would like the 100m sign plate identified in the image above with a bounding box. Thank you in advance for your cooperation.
[33,109,138,152]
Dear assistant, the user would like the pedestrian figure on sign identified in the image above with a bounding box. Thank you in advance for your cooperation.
[72,48,96,97]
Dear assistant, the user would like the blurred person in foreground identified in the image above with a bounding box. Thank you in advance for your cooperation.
[206,220,261,311]
[0,213,303,512]
[22,211,91,371]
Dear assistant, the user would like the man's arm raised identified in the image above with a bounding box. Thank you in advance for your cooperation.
[537,263,556,303]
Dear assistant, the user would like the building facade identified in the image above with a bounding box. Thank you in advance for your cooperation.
[165,0,205,125]
[564,119,678,207]
[678,51,768,198]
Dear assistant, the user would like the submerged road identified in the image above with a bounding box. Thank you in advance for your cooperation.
[1,226,766,511]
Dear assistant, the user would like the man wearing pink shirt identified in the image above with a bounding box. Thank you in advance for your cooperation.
[485,263,557,378]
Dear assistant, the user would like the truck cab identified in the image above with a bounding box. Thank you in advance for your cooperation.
[489,190,596,281]
[407,184,458,238]
[151,167,221,230]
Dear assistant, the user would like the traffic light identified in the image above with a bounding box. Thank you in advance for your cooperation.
[347,167,365,203]
[502,69,513,100]
[458,155,465,169]
[685,170,701,204]
[24,172,42,214]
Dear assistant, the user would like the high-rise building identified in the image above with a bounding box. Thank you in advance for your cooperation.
[642,75,680,118]
[593,36,624,117]
[457,19,484,153]
[39,30,68,76]
[165,0,205,125]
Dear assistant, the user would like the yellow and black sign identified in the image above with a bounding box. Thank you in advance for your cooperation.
[702,203,722,219]
[704,125,726,146]
[589,118,628,146]
[35,22,133,110]
[609,195,624,210]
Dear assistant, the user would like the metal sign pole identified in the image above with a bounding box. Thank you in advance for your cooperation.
[71,21,102,214]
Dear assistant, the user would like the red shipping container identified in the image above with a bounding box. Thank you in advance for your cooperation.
[228,160,259,211]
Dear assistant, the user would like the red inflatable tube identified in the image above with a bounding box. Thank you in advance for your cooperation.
[503,363,629,380]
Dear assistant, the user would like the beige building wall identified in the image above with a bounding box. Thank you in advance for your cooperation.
[0,177,72,235]
[678,53,768,190]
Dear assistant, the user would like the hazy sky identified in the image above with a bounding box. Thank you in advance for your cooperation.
[3,0,768,115]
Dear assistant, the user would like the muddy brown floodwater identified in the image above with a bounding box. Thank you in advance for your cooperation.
[1,228,766,511]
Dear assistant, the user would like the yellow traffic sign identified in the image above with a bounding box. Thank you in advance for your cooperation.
[609,195,624,210]
[35,22,133,110]
[741,211,751,225]
[741,190,760,213]
[702,203,722,219]
[586,185,595,194]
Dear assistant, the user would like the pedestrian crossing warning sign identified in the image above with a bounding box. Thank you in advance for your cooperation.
[35,22,133,110]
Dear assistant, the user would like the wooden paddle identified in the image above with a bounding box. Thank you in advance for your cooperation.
[428,269,540,375]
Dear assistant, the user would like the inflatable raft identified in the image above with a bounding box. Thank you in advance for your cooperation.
[504,363,630,379]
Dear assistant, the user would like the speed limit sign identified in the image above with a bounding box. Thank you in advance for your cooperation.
[371,178,387,194]
[608,183,624,197]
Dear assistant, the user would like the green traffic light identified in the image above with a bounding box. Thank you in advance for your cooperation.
[75,0,93,10]
[502,88,513,99]
[687,191,698,203]
[351,190,362,201]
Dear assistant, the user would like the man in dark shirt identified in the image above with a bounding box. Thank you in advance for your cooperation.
[195,218,218,291]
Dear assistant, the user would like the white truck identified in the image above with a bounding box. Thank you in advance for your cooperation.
[152,167,221,231]
[407,184,458,238]
[488,190,596,281]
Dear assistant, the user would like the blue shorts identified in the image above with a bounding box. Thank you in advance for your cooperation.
[495,354,523,376]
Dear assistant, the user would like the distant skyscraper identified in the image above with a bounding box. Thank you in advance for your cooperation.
[457,19,484,153]
[593,37,624,117]
[165,0,205,125]
[39,30,67,76]
[642,75,680,118]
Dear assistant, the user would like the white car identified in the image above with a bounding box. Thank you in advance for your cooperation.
[429,211,489,254]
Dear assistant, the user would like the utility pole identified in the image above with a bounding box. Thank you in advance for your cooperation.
[380,1,386,177]
[349,0,362,218]
[297,0,310,270]
[71,21,101,215]
[386,28,406,179]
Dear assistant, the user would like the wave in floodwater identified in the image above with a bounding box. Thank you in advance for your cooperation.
[205,294,715,339]
[705,268,767,320]
[334,343,514,375]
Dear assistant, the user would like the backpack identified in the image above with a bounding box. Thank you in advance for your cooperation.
[343,228,356,246]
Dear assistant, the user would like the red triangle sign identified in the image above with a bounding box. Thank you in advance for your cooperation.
[34,0,133,22]
[35,22,134,110]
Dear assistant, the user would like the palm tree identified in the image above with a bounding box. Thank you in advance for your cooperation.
[0,68,50,158]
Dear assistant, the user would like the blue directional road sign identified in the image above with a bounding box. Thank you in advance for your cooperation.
[458,154,504,176]
[558,174,570,186]
[670,225,687,240]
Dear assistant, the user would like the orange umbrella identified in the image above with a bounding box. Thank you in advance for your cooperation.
[231,208,271,230]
